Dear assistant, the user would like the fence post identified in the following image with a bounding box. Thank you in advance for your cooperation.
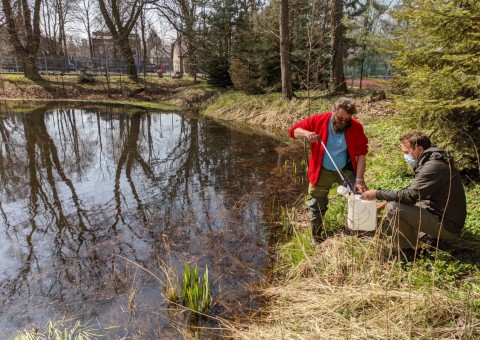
[351,65,356,88]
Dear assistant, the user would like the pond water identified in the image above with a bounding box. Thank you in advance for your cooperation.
[0,103,286,337]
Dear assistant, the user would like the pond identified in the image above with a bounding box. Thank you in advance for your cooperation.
[0,102,288,337]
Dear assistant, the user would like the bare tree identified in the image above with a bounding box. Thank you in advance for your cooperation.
[97,0,146,80]
[138,8,148,78]
[40,0,74,57]
[329,0,347,93]
[72,0,99,61]
[41,0,59,54]
[154,0,198,80]
[55,0,74,57]
[146,28,163,67]
[1,0,43,80]
[280,0,293,100]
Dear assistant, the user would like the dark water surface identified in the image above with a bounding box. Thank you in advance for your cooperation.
[0,103,285,337]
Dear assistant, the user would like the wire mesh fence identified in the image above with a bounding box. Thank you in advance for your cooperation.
[0,55,172,75]
[345,61,391,80]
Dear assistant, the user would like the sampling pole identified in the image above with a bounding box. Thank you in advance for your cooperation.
[316,135,355,193]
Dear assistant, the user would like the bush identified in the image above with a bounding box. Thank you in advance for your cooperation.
[77,65,96,84]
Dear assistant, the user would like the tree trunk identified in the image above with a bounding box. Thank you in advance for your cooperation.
[329,0,347,93]
[117,36,138,80]
[359,0,372,90]
[184,19,198,81]
[316,1,330,89]
[55,0,68,57]
[87,30,94,61]
[98,0,142,81]
[280,0,293,100]
[22,54,42,80]
[140,14,148,78]
[2,0,43,80]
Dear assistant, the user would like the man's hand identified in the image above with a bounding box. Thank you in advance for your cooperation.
[305,131,318,143]
[293,128,319,143]
[354,181,367,193]
[376,201,387,210]
[360,189,377,200]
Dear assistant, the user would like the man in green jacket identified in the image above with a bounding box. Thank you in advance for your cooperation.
[361,131,466,251]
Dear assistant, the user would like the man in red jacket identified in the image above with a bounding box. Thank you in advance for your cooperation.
[288,98,369,243]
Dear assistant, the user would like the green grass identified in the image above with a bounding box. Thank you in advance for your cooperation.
[104,99,178,110]
[362,115,415,183]
[323,192,349,232]
[181,262,212,317]
[279,231,315,270]
[5,97,178,110]
[202,89,336,120]
[465,184,480,234]
[0,73,37,84]
[0,71,210,111]
[402,252,479,289]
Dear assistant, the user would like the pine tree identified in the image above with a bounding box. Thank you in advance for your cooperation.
[390,0,480,170]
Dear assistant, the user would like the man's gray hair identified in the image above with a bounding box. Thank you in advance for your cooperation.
[333,97,357,115]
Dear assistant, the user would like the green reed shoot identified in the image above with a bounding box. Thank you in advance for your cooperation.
[281,206,297,235]
[300,158,306,169]
[181,262,212,316]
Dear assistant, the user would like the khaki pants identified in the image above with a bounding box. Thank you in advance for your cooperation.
[384,201,459,249]
[306,167,354,238]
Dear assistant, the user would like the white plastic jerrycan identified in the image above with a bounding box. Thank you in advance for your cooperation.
[346,194,377,231]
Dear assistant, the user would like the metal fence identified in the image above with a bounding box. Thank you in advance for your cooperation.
[0,55,172,75]
[344,56,392,80]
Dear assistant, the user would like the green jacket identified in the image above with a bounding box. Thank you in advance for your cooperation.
[376,147,466,234]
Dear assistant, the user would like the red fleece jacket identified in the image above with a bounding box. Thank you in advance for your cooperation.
[288,112,368,187]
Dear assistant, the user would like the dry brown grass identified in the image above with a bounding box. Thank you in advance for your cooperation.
[220,234,480,339]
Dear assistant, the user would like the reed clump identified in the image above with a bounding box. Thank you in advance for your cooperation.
[181,262,212,318]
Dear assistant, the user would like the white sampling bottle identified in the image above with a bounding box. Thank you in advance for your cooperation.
[337,185,349,197]
[347,194,377,231]
[337,185,377,231]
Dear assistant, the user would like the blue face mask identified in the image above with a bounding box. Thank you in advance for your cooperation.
[403,153,416,167]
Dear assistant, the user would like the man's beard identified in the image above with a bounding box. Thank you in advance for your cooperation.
[331,117,351,133]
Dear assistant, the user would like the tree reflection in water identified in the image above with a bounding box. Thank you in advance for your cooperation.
[0,103,283,337]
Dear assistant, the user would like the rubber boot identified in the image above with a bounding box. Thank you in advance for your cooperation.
[311,217,325,244]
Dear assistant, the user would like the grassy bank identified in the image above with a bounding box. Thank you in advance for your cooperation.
[0,73,218,111]
[205,90,480,339]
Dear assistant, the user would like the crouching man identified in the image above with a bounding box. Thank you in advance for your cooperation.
[361,131,466,253]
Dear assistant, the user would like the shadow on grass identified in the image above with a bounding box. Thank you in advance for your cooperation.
[446,232,480,266]
[21,75,182,100]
